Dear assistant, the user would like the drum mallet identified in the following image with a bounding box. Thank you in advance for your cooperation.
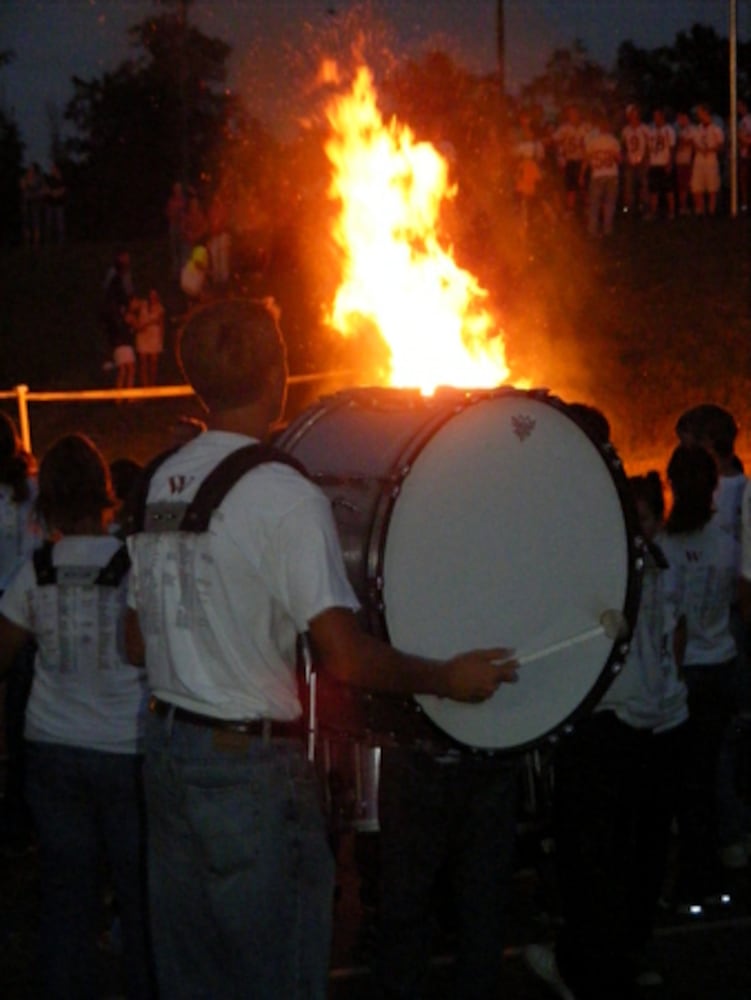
[510,609,629,667]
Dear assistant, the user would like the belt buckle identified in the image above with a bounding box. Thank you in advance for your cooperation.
[212,728,253,754]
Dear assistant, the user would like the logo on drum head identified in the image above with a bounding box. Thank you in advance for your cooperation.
[511,414,536,442]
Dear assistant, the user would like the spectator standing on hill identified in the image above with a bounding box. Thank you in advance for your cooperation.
[180,245,211,308]
[674,111,695,215]
[102,251,136,395]
[646,109,676,220]
[553,104,589,215]
[621,104,650,217]
[20,163,45,248]
[582,110,621,237]
[44,162,67,245]
[165,181,186,278]
[207,186,232,288]
[181,190,208,263]
[690,104,724,216]
[132,289,166,388]
[513,111,546,237]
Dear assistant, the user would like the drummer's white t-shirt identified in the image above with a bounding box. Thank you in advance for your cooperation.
[0,535,148,753]
[126,431,359,722]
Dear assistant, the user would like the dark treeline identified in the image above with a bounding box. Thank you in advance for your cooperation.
[0,4,749,246]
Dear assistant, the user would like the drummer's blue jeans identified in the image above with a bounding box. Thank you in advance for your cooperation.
[143,711,334,1000]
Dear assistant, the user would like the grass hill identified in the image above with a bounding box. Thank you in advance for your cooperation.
[1,213,750,475]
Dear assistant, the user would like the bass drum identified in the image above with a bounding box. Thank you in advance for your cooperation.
[279,387,642,753]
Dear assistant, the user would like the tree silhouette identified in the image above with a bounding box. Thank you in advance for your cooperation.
[62,0,250,238]
[616,23,750,114]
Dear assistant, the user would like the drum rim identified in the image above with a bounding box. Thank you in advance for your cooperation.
[281,386,644,753]
[366,387,645,751]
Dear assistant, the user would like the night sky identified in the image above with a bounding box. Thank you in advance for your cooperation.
[1,0,744,164]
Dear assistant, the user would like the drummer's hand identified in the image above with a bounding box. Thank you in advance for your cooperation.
[440,648,519,703]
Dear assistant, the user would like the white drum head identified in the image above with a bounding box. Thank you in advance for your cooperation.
[381,394,633,750]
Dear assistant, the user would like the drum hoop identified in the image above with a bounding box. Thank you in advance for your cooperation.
[278,392,351,455]
[282,385,644,752]
[363,386,644,750]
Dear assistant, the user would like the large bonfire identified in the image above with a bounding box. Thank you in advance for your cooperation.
[322,61,509,396]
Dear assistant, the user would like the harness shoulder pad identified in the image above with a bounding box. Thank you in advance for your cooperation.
[95,543,131,586]
[33,541,130,588]
[121,447,180,536]
[180,443,308,533]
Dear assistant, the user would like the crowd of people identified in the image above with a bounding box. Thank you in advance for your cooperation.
[524,402,751,1000]
[1,300,750,999]
[101,250,166,391]
[98,179,237,391]
[513,100,751,237]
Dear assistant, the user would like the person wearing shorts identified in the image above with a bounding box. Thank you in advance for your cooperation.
[690,104,724,216]
[553,104,589,214]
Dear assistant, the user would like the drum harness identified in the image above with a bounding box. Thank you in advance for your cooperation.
[33,538,131,589]
[122,442,320,757]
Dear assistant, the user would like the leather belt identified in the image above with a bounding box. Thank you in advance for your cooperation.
[149,696,304,740]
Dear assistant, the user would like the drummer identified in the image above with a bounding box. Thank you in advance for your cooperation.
[123,297,519,1000]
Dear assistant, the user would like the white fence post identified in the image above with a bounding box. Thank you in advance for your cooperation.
[14,384,31,454]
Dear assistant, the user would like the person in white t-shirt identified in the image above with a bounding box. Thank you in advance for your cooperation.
[674,110,695,215]
[676,404,751,870]
[124,298,519,999]
[553,104,589,214]
[582,110,621,236]
[690,103,725,216]
[661,445,738,911]
[646,108,676,220]
[0,434,153,998]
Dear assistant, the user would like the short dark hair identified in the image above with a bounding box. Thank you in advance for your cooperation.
[676,403,737,458]
[665,445,718,535]
[567,402,611,445]
[37,434,115,533]
[629,470,664,522]
[177,298,286,412]
[109,457,143,504]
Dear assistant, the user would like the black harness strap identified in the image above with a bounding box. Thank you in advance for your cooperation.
[33,540,131,587]
[125,442,308,535]
[121,446,179,537]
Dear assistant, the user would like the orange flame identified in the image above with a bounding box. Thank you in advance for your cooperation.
[324,64,509,396]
